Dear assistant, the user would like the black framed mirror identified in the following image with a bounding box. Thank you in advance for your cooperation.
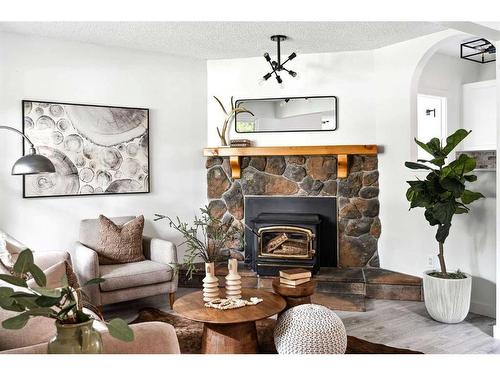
[235,96,338,133]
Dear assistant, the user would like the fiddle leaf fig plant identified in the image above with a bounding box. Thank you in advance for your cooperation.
[0,249,134,341]
[405,129,484,278]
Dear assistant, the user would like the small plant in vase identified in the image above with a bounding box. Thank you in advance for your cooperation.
[405,129,484,323]
[0,249,133,353]
[155,207,244,301]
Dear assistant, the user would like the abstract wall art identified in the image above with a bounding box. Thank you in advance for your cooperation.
[22,100,149,198]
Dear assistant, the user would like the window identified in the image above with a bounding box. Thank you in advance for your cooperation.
[417,94,447,160]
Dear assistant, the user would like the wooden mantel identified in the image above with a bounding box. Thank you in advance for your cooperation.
[203,145,378,179]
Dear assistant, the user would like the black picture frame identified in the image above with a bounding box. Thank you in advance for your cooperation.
[234,95,338,134]
[22,99,150,199]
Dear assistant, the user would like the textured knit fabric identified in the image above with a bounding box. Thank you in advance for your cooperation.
[95,215,145,265]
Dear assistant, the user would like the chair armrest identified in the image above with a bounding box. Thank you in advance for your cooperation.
[33,251,71,271]
[102,322,180,354]
[1,322,181,354]
[74,242,101,306]
[143,237,178,266]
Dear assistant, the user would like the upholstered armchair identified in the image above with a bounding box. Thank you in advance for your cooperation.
[74,216,178,311]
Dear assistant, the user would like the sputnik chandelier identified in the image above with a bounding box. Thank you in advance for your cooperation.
[259,35,298,87]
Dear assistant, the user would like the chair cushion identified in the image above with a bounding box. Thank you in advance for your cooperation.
[99,260,173,292]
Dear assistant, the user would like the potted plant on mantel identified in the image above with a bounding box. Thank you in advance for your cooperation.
[405,129,484,323]
[0,249,133,353]
[155,207,243,299]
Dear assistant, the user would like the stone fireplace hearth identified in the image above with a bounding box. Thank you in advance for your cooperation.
[206,154,381,269]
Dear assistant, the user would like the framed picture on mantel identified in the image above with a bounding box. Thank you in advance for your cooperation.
[22,100,150,198]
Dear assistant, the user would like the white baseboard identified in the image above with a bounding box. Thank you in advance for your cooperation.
[470,301,496,319]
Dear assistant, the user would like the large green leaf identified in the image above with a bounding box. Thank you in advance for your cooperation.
[440,177,465,198]
[31,287,62,298]
[35,295,62,307]
[405,161,434,171]
[25,307,55,317]
[13,249,34,275]
[449,154,476,175]
[13,295,39,309]
[0,287,14,299]
[84,277,106,286]
[463,174,478,182]
[29,264,47,287]
[106,318,134,342]
[436,223,451,243]
[431,200,456,225]
[426,138,442,156]
[442,129,471,156]
[2,313,29,329]
[414,138,434,156]
[424,209,439,226]
[0,274,28,288]
[461,190,485,204]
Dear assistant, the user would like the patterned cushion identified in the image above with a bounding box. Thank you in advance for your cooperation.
[95,215,145,265]
[274,304,347,354]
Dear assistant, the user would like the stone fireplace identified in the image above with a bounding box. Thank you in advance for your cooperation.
[206,154,381,270]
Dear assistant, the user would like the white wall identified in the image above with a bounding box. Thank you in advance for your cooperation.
[207,50,375,146]
[375,31,496,318]
[418,52,487,138]
[0,32,207,260]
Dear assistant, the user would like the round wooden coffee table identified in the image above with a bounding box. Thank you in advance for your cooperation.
[173,289,286,354]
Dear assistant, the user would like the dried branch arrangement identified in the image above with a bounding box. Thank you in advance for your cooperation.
[213,96,254,146]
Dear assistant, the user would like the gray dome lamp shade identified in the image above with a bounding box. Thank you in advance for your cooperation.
[0,125,56,175]
[11,147,56,175]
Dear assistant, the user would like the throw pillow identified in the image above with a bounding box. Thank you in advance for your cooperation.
[95,215,145,265]
[0,230,29,274]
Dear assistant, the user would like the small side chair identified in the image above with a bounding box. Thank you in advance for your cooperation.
[74,216,178,311]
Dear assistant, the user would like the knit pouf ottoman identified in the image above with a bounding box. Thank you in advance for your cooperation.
[274,304,347,354]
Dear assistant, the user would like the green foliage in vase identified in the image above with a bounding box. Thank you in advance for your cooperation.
[0,249,134,341]
[405,129,484,277]
[155,206,244,279]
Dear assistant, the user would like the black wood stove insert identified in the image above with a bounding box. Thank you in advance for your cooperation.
[244,196,337,276]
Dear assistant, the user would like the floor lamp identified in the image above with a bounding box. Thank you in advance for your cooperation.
[0,126,55,175]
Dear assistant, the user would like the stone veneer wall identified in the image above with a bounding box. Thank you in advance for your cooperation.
[206,155,381,267]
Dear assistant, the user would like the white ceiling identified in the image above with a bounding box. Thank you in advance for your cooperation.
[0,22,447,60]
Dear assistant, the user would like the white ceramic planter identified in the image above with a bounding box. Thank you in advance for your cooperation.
[423,270,472,324]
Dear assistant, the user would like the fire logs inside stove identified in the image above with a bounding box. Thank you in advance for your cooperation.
[260,227,314,258]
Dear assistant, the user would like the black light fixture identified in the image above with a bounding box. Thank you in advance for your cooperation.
[461,38,496,64]
[259,35,298,88]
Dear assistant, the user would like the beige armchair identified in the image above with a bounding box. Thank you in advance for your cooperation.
[74,216,178,311]
[0,249,180,354]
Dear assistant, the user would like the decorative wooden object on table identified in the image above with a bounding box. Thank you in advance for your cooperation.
[225,258,242,299]
[202,262,219,302]
[203,144,378,179]
[173,289,286,354]
[272,279,316,310]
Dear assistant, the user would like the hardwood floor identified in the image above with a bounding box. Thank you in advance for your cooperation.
[104,288,500,354]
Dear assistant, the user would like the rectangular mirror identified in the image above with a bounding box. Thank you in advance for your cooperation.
[235,96,337,133]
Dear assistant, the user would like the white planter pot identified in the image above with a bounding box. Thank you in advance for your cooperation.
[423,270,472,324]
